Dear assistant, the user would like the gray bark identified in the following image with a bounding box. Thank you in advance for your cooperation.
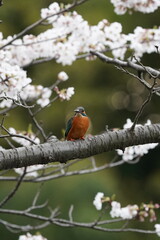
[0,124,160,170]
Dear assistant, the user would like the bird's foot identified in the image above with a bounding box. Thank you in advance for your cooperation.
[80,137,85,140]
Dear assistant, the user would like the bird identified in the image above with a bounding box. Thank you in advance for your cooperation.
[65,106,90,141]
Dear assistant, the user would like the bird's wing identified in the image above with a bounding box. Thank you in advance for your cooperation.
[65,117,73,138]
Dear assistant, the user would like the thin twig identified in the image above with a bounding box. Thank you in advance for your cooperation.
[0,94,35,109]
[115,65,152,91]
[22,56,57,68]
[0,167,27,208]
[69,205,74,222]
[0,115,37,145]
[91,206,109,227]
[32,183,44,207]
[0,159,126,183]
[0,125,37,145]
[0,209,157,234]
[33,96,58,116]
[4,137,16,148]
[133,56,159,79]
[25,159,125,183]
[0,104,17,115]
[130,79,156,131]
[24,101,47,141]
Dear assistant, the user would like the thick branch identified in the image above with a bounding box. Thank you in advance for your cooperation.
[0,124,159,170]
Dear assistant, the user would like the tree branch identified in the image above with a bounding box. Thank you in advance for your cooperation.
[0,158,125,182]
[0,206,157,235]
[0,123,160,170]
[0,209,157,235]
[0,0,89,50]
[0,167,26,207]
[90,51,160,79]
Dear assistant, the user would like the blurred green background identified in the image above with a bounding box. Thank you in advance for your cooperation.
[0,0,160,239]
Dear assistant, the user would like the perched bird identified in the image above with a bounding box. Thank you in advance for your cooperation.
[65,106,90,141]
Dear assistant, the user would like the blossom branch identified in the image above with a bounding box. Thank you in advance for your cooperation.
[0,158,125,183]
[90,51,160,79]
[0,0,89,50]
[0,207,157,234]
[0,189,159,235]
[0,94,35,109]
[22,45,128,69]
[0,125,37,145]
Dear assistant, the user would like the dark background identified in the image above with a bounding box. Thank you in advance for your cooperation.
[0,0,160,239]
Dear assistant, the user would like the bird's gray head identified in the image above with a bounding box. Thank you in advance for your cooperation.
[74,106,85,113]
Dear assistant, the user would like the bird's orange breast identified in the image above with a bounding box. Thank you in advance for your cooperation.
[67,115,90,140]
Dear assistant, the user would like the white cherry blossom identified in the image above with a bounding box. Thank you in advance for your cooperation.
[9,127,40,146]
[117,119,158,161]
[19,232,47,240]
[59,87,75,101]
[58,71,69,81]
[41,2,60,23]
[93,192,104,210]
[110,201,138,219]
[155,224,160,237]
[0,2,159,111]
[110,0,160,15]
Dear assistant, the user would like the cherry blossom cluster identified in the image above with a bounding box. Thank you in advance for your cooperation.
[14,165,44,178]
[117,119,158,161]
[93,192,160,236]
[110,201,159,222]
[0,58,72,108]
[54,86,75,101]
[110,0,160,15]
[93,192,138,219]
[0,30,74,108]
[0,2,159,110]
[19,232,47,240]
[9,127,40,146]
[2,12,127,65]
[0,61,31,108]
[0,2,159,70]
[128,26,160,58]
[110,201,138,220]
